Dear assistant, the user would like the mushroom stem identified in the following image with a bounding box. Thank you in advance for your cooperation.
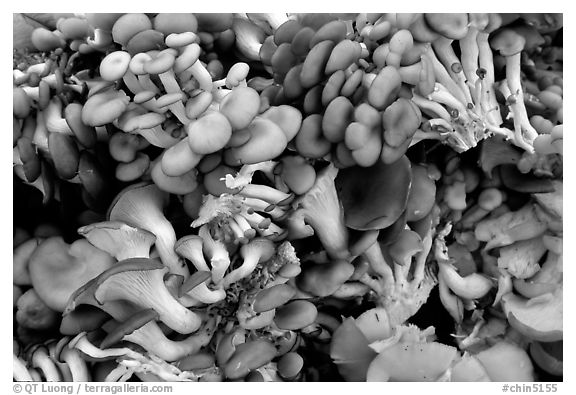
[124,316,218,362]
[96,265,202,334]
[182,60,213,92]
[61,347,91,381]
[185,282,226,304]
[362,242,394,289]
[175,236,210,272]
[198,225,231,284]
[437,262,493,300]
[503,55,538,147]
[223,238,275,287]
[135,125,181,148]
[13,354,33,381]
[438,272,464,323]
[30,347,61,382]
[476,32,503,126]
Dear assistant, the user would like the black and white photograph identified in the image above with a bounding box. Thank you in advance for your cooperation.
[11,10,565,387]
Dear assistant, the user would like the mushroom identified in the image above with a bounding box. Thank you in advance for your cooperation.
[66,257,202,334]
[129,53,161,94]
[99,50,132,82]
[78,221,156,261]
[81,88,130,127]
[108,182,190,278]
[259,105,303,142]
[231,16,266,62]
[59,305,111,335]
[64,102,97,149]
[161,137,203,177]
[154,13,198,35]
[143,51,190,124]
[218,86,261,130]
[387,229,423,267]
[223,237,275,287]
[175,235,210,272]
[13,237,40,286]
[490,28,538,151]
[175,237,227,305]
[115,153,151,182]
[290,164,349,259]
[15,286,60,332]
[102,313,217,362]
[13,353,34,382]
[111,13,152,47]
[187,110,232,155]
[336,155,411,231]
[68,332,193,381]
[224,118,288,166]
[27,236,115,312]
[49,337,91,381]
[26,344,61,382]
[150,158,200,195]
[294,114,332,159]
[117,108,181,149]
[198,225,231,284]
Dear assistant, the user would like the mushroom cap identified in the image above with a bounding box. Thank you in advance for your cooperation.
[154,13,198,35]
[219,87,261,131]
[111,13,152,47]
[121,112,166,132]
[129,52,154,75]
[174,235,208,269]
[144,51,176,75]
[30,27,66,52]
[78,221,156,261]
[150,160,200,195]
[64,103,97,149]
[126,29,165,55]
[85,13,124,31]
[366,340,458,381]
[259,105,303,142]
[240,237,275,262]
[60,305,111,335]
[107,182,189,279]
[490,28,526,56]
[100,308,159,349]
[174,43,201,73]
[65,257,165,314]
[405,164,436,222]
[424,13,469,40]
[107,182,168,222]
[187,111,233,155]
[28,237,115,312]
[387,229,423,265]
[180,270,212,296]
[502,289,563,342]
[224,118,288,165]
[335,155,412,230]
[82,89,130,127]
[92,257,200,334]
[99,51,131,82]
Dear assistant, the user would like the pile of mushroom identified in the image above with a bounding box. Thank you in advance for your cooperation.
[14,12,562,382]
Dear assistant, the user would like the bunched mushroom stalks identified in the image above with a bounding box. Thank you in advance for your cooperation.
[14,12,562,382]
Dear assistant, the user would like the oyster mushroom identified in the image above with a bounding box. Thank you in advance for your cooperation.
[78,221,156,261]
[28,236,115,312]
[108,182,190,278]
[65,257,201,334]
[335,155,411,231]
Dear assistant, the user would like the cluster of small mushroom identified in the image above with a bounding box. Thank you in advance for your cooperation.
[14,12,562,382]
